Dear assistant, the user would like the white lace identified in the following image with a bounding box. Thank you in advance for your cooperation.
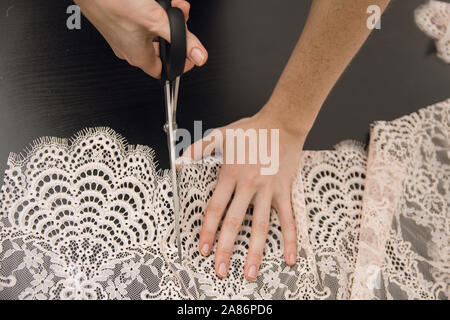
[415,0,450,64]
[352,99,449,299]
[0,99,448,300]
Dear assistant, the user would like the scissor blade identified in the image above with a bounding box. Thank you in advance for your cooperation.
[172,77,180,124]
[164,81,183,262]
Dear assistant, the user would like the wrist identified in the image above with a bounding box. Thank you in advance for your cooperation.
[257,100,311,142]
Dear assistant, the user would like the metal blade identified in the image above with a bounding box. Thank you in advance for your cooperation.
[164,80,183,262]
[172,77,180,124]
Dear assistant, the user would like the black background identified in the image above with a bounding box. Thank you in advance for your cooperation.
[0,0,449,177]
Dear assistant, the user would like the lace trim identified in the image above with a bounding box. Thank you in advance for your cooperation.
[352,99,449,299]
[415,0,450,63]
[0,100,448,300]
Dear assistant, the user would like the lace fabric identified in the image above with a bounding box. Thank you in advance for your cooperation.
[352,100,449,299]
[415,0,450,64]
[0,99,449,300]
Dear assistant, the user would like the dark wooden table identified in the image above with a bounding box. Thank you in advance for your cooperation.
[0,0,449,178]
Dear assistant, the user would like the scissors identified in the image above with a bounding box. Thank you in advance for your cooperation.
[157,0,186,261]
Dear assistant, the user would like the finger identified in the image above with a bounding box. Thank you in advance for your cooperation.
[215,183,254,278]
[128,38,162,78]
[198,167,236,256]
[146,2,172,42]
[148,2,208,67]
[172,0,190,21]
[274,193,298,266]
[172,1,208,66]
[180,128,223,163]
[181,139,214,162]
[154,37,195,74]
[184,59,195,73]
[186,30,208,66]
[153,42,160,57]
[245,190,271,281]
[111,46,125,60]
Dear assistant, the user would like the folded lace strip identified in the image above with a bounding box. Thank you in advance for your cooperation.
[0,99,448,299]
[352,99,449,299]
[415,0,450,64]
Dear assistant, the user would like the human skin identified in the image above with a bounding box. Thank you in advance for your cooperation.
[187,0,390,281]
[73,0,208,78]
[76,0,390,281]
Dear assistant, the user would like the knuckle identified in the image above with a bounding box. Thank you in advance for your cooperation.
[253,220,269,234]
[207,201,225,217]
[149,70,161,79]
[272,197,282,211]
[126,57,140,67]
[200,227,215,241]
[216,246,232,259]
[274,188,289,201]
[242,174,261,189]
[288,242,298,252]
[262,184,274,195]
[283,222,297,236]
[284,231,297,246]
[246,176,258,188]
[276,181,291,193]
[277,198,293,215]
[111,48,125,60]
[184,1,191,10]
[247,251,263,262]
[146,7,167,31]
[226,166,239,178]
[225,215,242,230]
[285,235,297,247]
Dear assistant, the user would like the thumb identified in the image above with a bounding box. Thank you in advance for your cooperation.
[179,128,223,165]
[166,1,209,66]
[186,30,208,67]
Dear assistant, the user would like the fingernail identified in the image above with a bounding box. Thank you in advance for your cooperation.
[218,263,228,277]
[289,253,296,265]
[248,265,257,280]
[201,243,210,255]
[190,48,205,66]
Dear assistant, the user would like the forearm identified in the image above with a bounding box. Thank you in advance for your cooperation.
[263,0,390,137]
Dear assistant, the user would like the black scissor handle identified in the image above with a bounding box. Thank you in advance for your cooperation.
[157,0,186,81]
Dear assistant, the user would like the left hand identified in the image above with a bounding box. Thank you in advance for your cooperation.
[181,106,308,281]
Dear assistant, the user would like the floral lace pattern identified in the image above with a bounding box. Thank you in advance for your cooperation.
[352,99,449,299]
[415,0,450,63]
[0,99,449,300]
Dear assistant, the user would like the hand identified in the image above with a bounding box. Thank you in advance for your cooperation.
[74,0,208,78]
[181,106,308,281]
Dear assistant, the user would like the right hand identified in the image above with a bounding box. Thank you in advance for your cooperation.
[74,0,208,78]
